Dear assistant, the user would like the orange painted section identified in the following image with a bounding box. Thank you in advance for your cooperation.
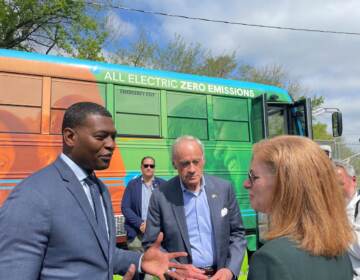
[0,57,95,81]
[41,77,51,134]
[0,56,127,223]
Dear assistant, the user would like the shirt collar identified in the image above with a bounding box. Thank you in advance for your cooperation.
[347,190,359,207]
[141,176,154,183]
[60,153,89,182]
[180,176,206,195]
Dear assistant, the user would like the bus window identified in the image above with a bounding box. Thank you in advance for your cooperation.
[50,79,106,134]
[167,92,208,140]
[114,86,161,137]
[267,105,288,137]
[213,96,250,142]
[0,73,42,134]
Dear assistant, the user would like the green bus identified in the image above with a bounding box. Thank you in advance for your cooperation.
[0,49,334,252]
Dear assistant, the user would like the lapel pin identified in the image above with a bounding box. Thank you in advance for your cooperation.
[212,194,217,199]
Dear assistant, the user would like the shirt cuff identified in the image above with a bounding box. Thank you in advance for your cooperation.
[138,253,144,273]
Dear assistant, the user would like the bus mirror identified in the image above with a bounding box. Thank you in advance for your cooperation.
[332,111,342,137]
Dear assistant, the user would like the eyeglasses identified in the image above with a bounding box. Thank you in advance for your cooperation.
[143,164,155,169]
[248,169,260,184]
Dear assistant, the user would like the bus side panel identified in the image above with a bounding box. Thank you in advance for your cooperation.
[205,142,257,250]
[0,62,127,240]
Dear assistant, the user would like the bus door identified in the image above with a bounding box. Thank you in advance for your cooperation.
[251,94,268,142]
[266,98,312,138]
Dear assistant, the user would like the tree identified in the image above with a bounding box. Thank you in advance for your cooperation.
[153,34,205,74]
[0,0,106,60]
[238,64,308,99]
[111,31,156,67]
[313,123,333,140]
[111,33,238,78]
[198,52,237,78]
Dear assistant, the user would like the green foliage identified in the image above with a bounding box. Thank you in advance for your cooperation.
[111,33,237,78]
[154,34,205,73]
[112,31,156,67]
[0,0,106,60]
[313,123,332,140]
[198,52,237,78]
[238,64,308,99]
[309,95,324,108]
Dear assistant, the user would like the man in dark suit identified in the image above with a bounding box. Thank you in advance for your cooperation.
[143,135,247,280]
[122,156,166,252]
[0,102,188,280]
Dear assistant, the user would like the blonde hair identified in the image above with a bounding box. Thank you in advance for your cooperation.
[253,135,353,256]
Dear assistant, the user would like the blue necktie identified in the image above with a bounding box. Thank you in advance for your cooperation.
[84,174,109,241]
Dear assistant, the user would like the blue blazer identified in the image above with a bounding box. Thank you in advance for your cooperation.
[0,157,141,280]
[121,176,166,241]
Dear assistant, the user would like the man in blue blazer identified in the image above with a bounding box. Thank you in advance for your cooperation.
[143,136,247,280]
[0,102,188,280]
[122,156,166,252]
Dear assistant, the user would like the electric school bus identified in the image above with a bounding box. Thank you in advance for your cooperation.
[0,49,342,250]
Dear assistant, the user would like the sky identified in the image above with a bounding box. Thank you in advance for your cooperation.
[102,0,360,149]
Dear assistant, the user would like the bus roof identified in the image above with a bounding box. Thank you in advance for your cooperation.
[0,48,292,102]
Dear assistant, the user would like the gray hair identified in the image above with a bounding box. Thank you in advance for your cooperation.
[333,159,356,177]
[172,135,205,161]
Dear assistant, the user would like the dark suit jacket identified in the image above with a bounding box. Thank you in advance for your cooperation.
[142,174,247,277]
[121,176,166,241]
[0,157,140,280]
[248,237,353,280]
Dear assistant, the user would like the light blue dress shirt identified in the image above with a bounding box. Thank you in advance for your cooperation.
[141,177,154,221]
[180,177,216,268]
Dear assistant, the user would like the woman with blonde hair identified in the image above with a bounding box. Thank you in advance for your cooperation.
[244,135,353,280]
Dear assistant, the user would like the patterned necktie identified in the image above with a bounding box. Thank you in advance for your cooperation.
[84,174,109,241]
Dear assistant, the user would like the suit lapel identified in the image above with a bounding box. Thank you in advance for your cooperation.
[98,179,114,262]
[54,158,109,261]
[170,178,192,256]
[204,176,223,266]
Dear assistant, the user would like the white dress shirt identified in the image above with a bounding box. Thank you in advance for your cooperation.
[347,191,360,279]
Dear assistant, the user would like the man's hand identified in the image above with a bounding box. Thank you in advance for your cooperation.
[141,232,188,280]
[140,222,146,234]
[210,268,233,280]
[141,233,207,280]
[123,264,136,280]
[167,263,207,280]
